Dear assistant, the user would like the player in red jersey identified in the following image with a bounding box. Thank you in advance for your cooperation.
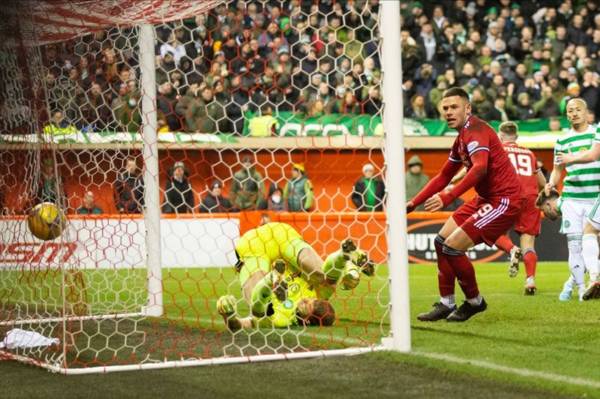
[407,88,523,322]
[492,122,546,295]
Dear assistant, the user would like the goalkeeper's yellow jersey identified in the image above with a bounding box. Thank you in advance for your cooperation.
[269,273,316,328]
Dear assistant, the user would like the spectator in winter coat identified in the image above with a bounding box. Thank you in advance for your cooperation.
[162,161,194,214]
[351,163,385,212]
[200,180,235,213]
[405,155,430,211]
[114,157,144,213]
[283,163,314,212]
[230,155,265,211]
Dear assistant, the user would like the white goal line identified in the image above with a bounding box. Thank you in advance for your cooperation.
[411,350,600,390]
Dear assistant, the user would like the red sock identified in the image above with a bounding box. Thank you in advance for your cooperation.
[443,246,480,299]
[523,250,537,279]
[494,235,515,254]
[435,236,455,297]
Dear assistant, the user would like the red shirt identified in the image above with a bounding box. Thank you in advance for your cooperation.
[502,142,539,197]
[449,116,521,200]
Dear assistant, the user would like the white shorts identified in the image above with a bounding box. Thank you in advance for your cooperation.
[560,199,595,235]
[587,196,600,231]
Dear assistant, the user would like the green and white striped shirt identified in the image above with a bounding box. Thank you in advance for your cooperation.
[554,125,600,200]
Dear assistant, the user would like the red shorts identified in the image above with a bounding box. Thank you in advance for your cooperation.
[452,196,523,246]
[514,194,541,236]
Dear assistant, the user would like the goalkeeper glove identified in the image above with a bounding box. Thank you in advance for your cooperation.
[216,295,237,316]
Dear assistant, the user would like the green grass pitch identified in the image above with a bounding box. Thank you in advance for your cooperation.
[1,261,599,398]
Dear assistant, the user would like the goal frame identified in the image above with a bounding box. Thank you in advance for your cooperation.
[0,0,410,374]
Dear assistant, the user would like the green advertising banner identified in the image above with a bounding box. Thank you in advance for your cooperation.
[243,112,571,139]
[243,112,384,137]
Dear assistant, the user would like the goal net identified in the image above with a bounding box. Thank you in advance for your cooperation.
[0,0,409,373]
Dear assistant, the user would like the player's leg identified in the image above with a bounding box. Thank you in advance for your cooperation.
[446,197,521,322]
[494,234,521,278]
[442,226,488,322]
[417,215,461,321]
[520,234,538,295]
[581,222,600,300]
[514,195,541,295]
[559,200,587,301]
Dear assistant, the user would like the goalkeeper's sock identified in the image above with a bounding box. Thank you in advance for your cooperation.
[582,234,600,282]
[522,249,537,279]
[494,235,516,254]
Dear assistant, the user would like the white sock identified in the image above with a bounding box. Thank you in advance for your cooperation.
[440,295,455,308]
[563,275,575,292]
[526,276,535,286]
[582,234,599,282]
[568,236,585,286]
[467,295,482,306]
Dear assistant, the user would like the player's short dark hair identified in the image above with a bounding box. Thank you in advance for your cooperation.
[442,87,470,101]
[536,188,559,207]
[304,299,336,327]
[499,121,518,136]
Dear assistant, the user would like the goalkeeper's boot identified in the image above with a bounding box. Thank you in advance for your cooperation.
[216,295,237,316]
[341,239,357,260]
[508,247,521,278]
[340,261,361,290]
[446,298,487,322]
[417,302,456,322]
[271,259,288,301]
[582,280,600,301]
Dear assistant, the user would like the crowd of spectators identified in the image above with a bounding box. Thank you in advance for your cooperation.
[40,0,382,136]
[402,0,600,121]
[38,0,600,138]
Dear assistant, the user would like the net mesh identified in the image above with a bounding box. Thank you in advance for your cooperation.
[0,0,389,371]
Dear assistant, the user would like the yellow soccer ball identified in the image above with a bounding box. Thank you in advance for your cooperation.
[27,202,66,241]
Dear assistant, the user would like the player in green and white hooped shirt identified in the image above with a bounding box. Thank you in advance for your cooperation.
[555,100,600,301]
[546,99,600,301]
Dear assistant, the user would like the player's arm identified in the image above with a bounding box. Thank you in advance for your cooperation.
[407,158,462,212]
[425,150,489,212]
[216,295,255,331]
[545,161,564,195]
[536,169,546,191]
[556,142,600,165]
[450,167,467,184]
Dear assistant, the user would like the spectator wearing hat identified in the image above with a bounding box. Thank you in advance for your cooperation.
[230,155,265,211]
[351,163,385,212]
[162,161,194,214]
[77,191,103,215]
[283,163,314,212]
[405,155,430,211]
[200,180,235,213]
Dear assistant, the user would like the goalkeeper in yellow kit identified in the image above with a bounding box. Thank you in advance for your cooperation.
[217,261,336,330]
[217,222,374,327]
